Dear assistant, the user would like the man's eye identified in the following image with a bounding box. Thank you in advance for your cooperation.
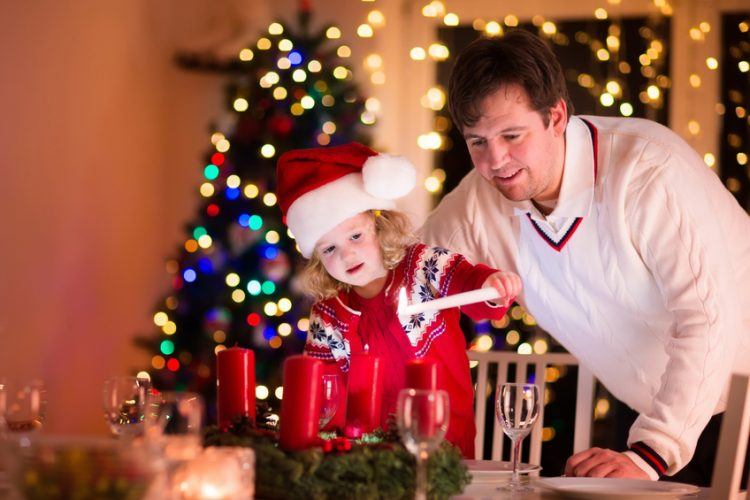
[504,134,520,141]
[469,139,485,147]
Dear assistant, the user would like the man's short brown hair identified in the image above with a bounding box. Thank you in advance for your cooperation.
[448,29,574,130]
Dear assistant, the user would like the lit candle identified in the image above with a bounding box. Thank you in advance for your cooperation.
[216,347,256,429]
[345,350,383,436]
[406,358,438,391]
[279,354,323,451]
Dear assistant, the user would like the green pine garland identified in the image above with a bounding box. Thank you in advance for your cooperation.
[204,418,470,499]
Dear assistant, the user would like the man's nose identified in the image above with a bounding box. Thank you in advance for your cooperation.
[487,141,509,169]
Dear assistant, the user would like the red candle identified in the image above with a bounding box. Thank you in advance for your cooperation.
[406,358,438,391]
[216,347,256,429]
[279,354,323,451]
[345,351,383,436]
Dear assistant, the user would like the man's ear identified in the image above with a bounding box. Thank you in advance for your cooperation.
[549,98,568,137]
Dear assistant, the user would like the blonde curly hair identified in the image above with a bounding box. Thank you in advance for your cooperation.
[300,210,416,300]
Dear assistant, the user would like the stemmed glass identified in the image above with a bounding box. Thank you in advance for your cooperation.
[0,379,45,435]
[495,382,541,492]
[145,391,204,461]
[102,376,148,438]
[397,389,450,500]
[319,374,340,430]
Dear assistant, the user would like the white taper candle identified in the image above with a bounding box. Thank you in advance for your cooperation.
[397,287,501,317]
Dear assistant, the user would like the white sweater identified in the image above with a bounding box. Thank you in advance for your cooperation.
[421,115,750,478]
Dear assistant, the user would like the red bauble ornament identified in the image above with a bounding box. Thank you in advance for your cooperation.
[269,115,294,138]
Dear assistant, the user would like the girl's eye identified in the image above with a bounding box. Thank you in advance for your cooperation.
[322,246,335,255]
[351,233,362,241]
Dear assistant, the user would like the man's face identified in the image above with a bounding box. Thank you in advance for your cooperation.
[462,84,567,203]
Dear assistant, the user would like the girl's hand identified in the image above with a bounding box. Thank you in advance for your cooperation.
[482,271,522,308]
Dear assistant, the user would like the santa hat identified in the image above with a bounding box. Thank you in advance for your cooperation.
[276,142,416,258]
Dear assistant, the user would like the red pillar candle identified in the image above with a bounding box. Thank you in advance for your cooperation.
[345,351,383,436]
[279,354,323,451]
[405,358,438,391]
[216,347,256,429]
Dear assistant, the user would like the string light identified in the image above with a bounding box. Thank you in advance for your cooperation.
[367,10,385,27]
[427,43,449,61]
[244,184,259,198]
[357,24,374,38]
[260,144,276,158]
[417,132,442,150]
[238,48,254,61]
[485,21,502,37]
[326,26,341,39]
[365,53,383,70]
[268,22,283,35]
[154,312,169,327]
[504,14,519,27]
[308,60,322,72]
[410,47,426,61]
[444,13,459,26]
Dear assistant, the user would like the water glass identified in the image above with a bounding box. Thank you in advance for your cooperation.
[397,389,449,500]
[319,374,340,429]
[0,379,45,434]
[146,391,204,461]
[102,376,148,438]
[495,382,540,491]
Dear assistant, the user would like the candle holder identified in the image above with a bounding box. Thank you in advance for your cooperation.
[170,446,255,500]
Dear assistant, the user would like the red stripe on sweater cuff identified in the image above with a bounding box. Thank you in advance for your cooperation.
[630,441,668,476]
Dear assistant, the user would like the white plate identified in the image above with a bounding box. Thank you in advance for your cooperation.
[537,477,701,499]
[462,459,542,478]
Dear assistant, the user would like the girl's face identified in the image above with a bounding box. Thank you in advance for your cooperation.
[314,212,387,298]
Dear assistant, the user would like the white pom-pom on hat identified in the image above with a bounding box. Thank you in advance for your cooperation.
[362,153,417,200]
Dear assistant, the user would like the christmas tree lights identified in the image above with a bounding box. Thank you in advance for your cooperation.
[136,6,371,422]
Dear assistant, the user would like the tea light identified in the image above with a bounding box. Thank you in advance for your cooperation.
[171,447,254,500]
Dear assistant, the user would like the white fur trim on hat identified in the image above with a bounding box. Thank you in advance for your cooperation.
[362,154,416,200]
[286,173,398,258]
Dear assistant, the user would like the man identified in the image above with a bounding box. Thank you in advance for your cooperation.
[421,29,750,485]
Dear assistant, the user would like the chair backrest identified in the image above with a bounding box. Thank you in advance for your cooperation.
[467,350,595,463]
[710,373,750,500]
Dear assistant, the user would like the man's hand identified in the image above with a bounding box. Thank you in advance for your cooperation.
[482,271,522,308]
[564,447,650,479]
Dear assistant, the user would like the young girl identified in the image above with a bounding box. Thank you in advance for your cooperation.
[276,142,521,457]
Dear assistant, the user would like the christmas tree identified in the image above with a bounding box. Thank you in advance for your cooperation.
[137,6,371,423]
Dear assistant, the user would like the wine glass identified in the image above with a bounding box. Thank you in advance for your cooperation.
[319,374,340,430]
[495,382,541,492]
[102,376,148,438]
[145,391,204,461]
[0,379,45,435]
[397,389,449,500]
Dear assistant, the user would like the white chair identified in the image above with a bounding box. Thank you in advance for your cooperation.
[710,373,750,500]
[467,350,595,464]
